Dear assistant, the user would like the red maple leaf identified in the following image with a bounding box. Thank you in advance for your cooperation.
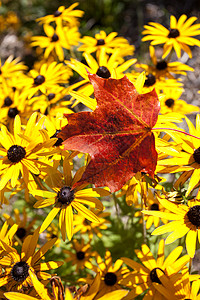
[59,74,160,192]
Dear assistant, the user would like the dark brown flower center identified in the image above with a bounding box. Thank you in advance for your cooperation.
[187,205,200,227]
[156,60,168,70]
[7,145,26,163]
[8,107,19,118]
[144,73,156,87]
[150,268,165,284]
[96,66,111,79]
[16,227,27,240]
[193,147,200,164]
[150,203,159,211]
[96,39,105,46]
[48,93,56,100]
[54,10,62,17]
[83,219,90,226]
[104,272,117,286]
[34,75,45,86]
[51,33,59,42]
[168,28,180,38]
[4,96,13,106]
[57,186,74,205]
[76,251,85,260]
[50,129,63,146]
[11,261,29,282]
[165,98,175,108]
[51,233,57,238]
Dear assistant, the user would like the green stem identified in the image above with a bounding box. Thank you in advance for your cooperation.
[152,127,200,140]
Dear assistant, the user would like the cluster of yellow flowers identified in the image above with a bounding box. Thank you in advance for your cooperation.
[1,2,200,299]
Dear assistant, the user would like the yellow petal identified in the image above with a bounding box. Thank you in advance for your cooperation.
[40,206,60,233]
[22,159,40,175]
[99,290,129,300]
[29,269,52,300]
[186,229,197,258]
[32,238,57,265]
[72,202,100,223]
[65,206,73,241]
[4,292,38,300]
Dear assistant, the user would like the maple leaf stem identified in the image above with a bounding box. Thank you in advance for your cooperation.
[152,127,200,140]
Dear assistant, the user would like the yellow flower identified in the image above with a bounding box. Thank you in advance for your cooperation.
[76,273,128,300]
[64,239,95,271]
[127,70,183,94]
[121,239,189,299]
[0,56,27,83]
[0,221,18,251]
[81,250,129,299]
[17,62,67,99]
[73,209,111,240]
[0,227,63,291]
[31,158,109,241]
[142,15,200,58]
[0,113,57,191]
[3,208,37,244]
[135,190,169,230]
[156,114,200,196]
[159,86,199,115]
[78,30,135,58]
[143,197,200,258]
[0,85,30,130]
[31,24,80,61]
[137,45,194,79]
[67,48,136,108]
[153,266,200,299]
[28,86,72,115]
[36,3,84,28]
[5,11,20,30]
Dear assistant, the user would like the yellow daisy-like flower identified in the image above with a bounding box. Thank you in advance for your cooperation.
[156,114,200,196]
[137,45,194,79]
[3,276,128,300]
[82,250,129,299]
[135,189,169,230]
[0,85,29,129]
[142,14,200,58]
[159,86,199,115]
[43,113,69,148]
[0,227,63,291]
[31,24,80,61]
[154,266,200,299]
[18,62,67,99]
[4,11,20,30]
[76,273,128,300]
[67,48,136,108]
[64,238,95,271]
[28,85,72,115]
[121,239,190,299]
[143,197,200,258]
[0,221,18,252]
[36,3,84,28]
[127,69,183,94]
[0,113,57,191]
[73,209,111,240]
[0,56,27,83]
[78,30,135,58]
[3,208,37,244]
[31,158,108,241]
[4,271,52,299]
[45,223,61,247]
